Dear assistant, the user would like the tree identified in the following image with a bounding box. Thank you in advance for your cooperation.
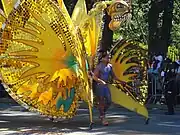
[171,0,180,49]
[114,0,177,58]
[93,0,113,52]
[114,0,150,44]
[100,10,113,52]
[148,0,174,57]
[0,1,3,10]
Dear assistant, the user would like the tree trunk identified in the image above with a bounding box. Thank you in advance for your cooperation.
[0,1,3,10]
[148,0,174,57]
[101,11,113,52]
[64,0,94,16]
[160,0,174,54]
[93,0,113,52]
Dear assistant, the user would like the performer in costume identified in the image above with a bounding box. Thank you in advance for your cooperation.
[93,52,125,126]
[0,0,149,127]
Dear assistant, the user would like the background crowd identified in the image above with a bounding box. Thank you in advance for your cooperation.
[148,54,180,114]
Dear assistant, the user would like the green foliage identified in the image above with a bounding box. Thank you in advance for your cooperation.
[113,0,150,45]
[114,0,180,51]
[168,45,179,61]
[171,0,180,49]
[65,0,179,51]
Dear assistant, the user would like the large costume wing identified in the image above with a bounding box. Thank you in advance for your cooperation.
[110,40,148,103]
[0,0,87,118]
[0,9,6,53]
[109,40,148,118]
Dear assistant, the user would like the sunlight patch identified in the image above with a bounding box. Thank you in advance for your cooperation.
[0,120,9,123]
[158,123,180,128]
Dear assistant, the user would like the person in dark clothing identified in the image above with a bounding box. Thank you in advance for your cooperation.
[163,61,177,115]
[164,80,176,115]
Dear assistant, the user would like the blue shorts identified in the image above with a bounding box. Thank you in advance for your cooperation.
[95,84,111,103]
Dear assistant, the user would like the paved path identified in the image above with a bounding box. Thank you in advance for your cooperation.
[1,103,180,135]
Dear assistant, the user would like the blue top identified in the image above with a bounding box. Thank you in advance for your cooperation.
[98,63,112,82]
[94,63,112,98]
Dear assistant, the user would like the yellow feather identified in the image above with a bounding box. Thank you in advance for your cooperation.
[28,83,39,99]
[1,0,18,17]
[0,9,6,28]
[38,87,53,105]
[56,0,70,18]
[71,0,87,27]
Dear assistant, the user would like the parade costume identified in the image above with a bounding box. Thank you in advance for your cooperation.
[94,61,113,125]
[0,0,149,127]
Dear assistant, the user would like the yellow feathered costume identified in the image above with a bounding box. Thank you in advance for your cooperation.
[0,0,149,126]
